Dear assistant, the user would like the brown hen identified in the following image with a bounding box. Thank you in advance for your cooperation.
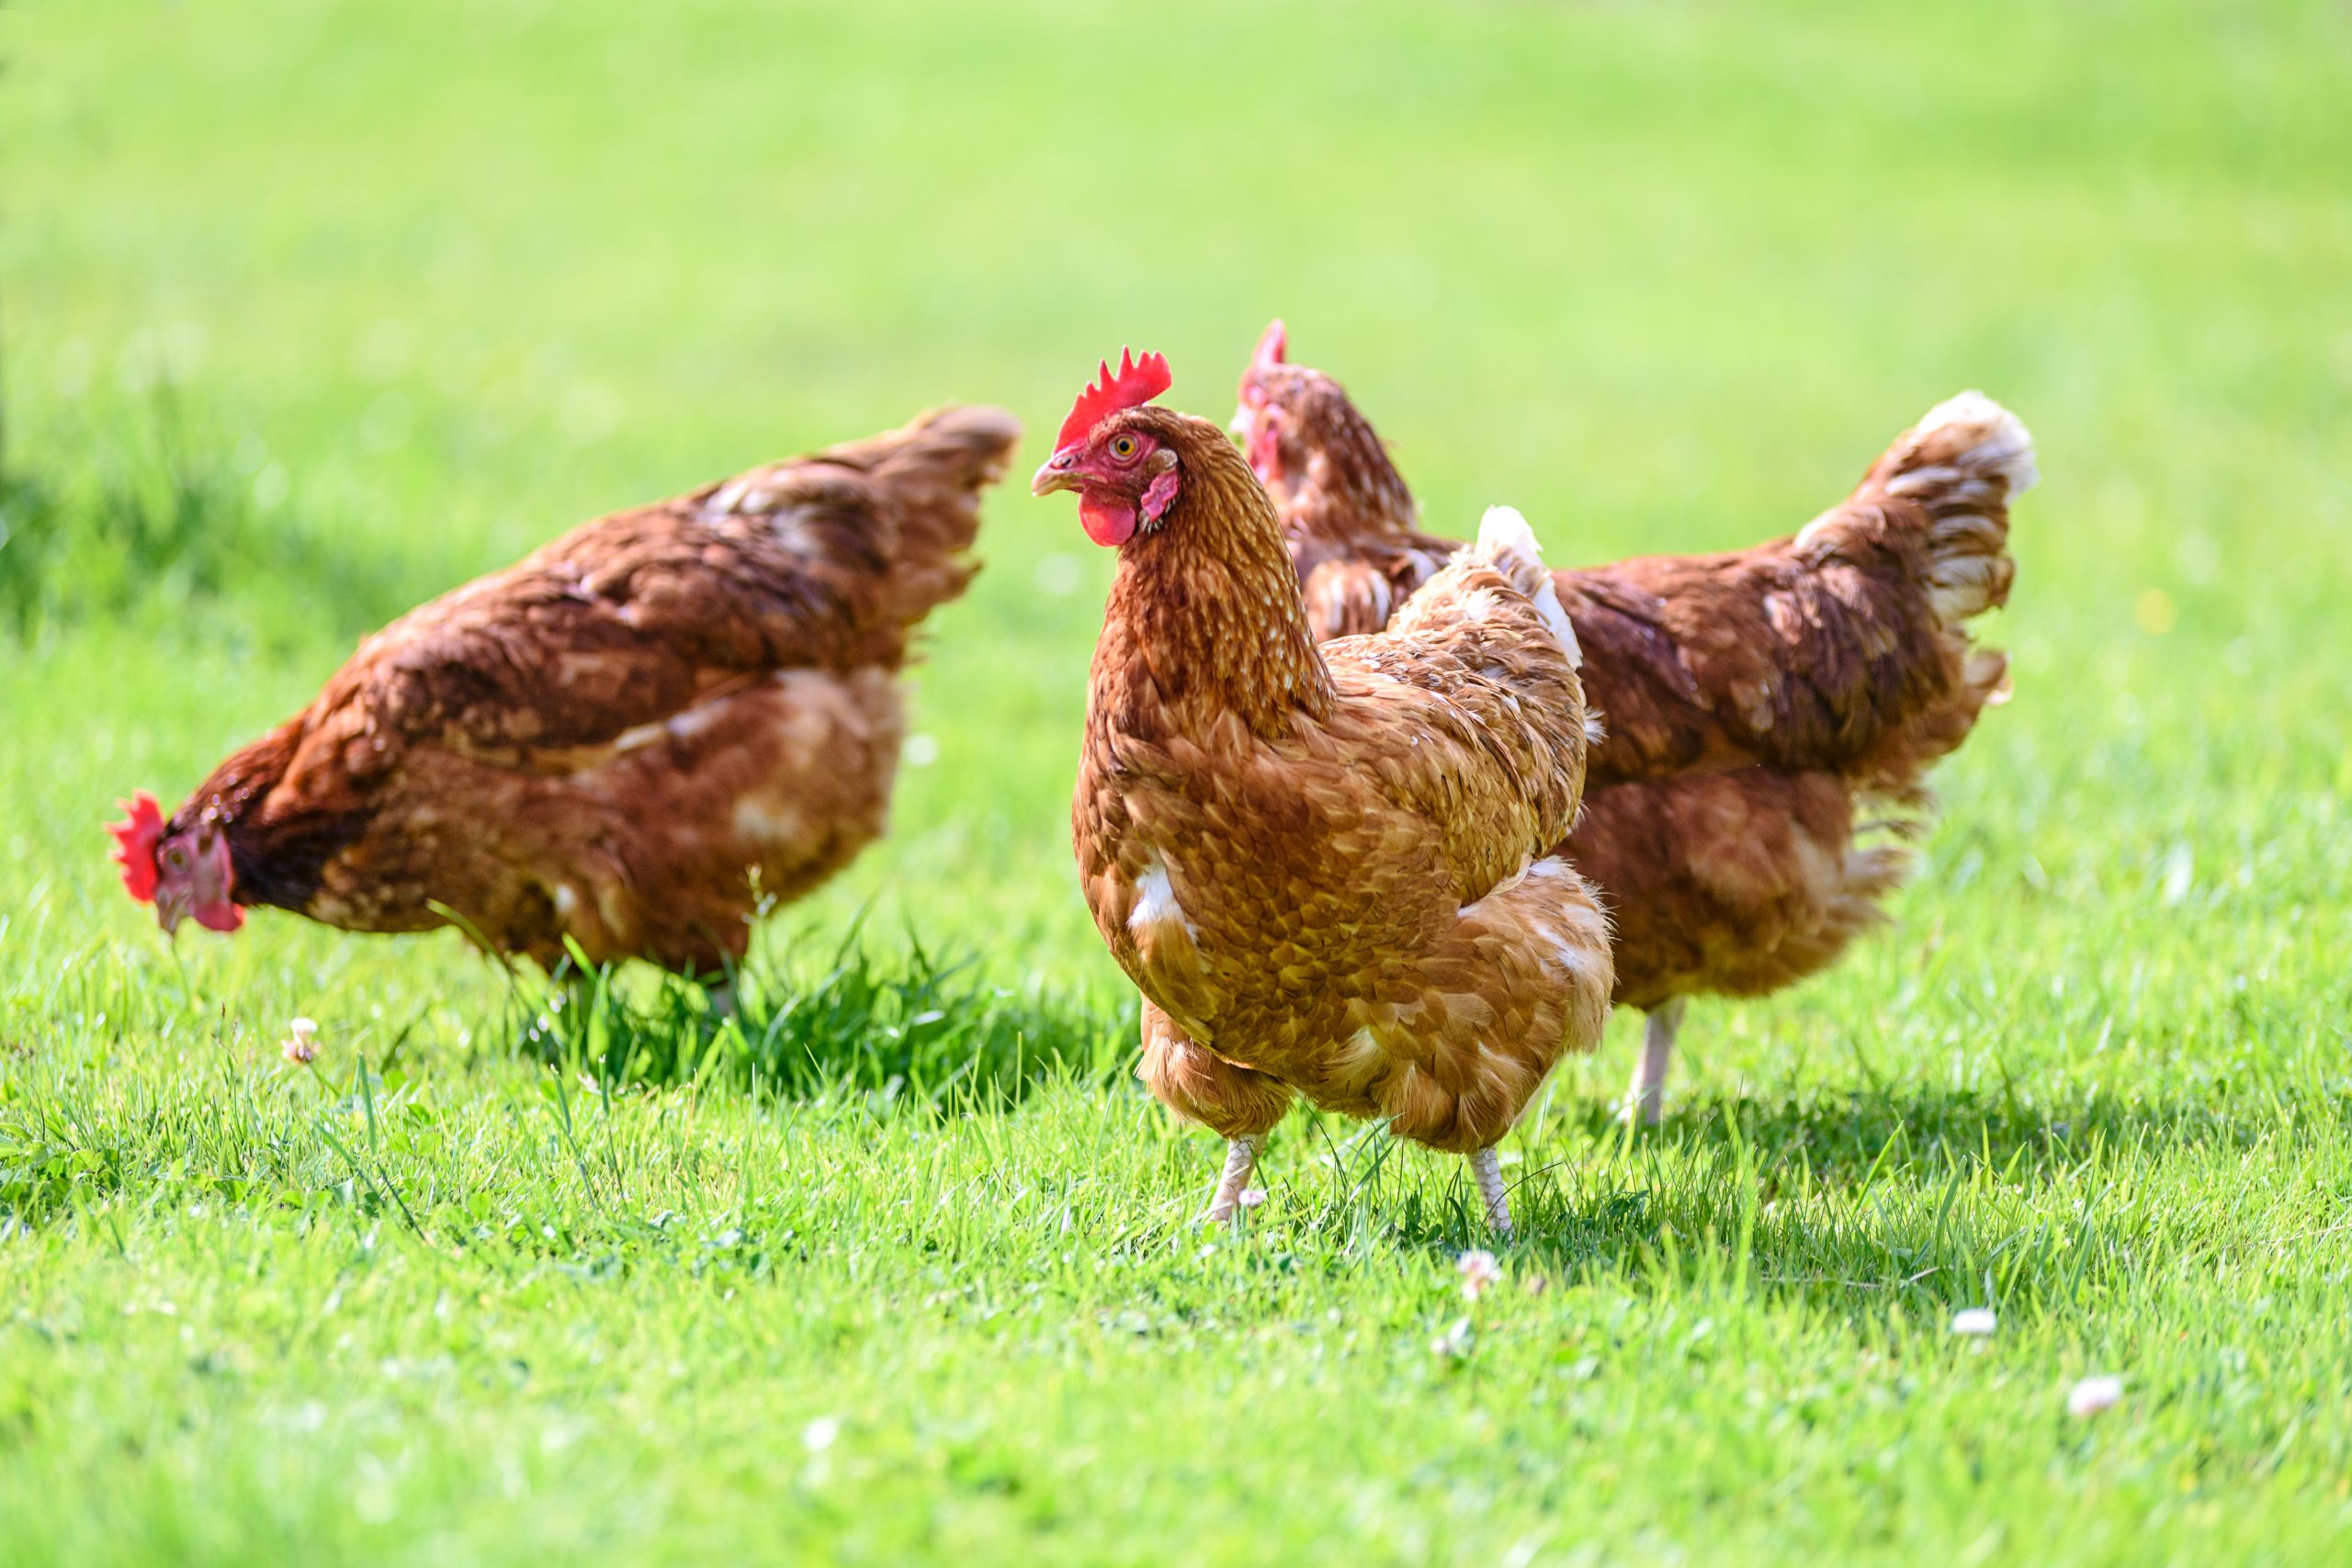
[107,405,1021,977]
[1038,351,1611,1235]
[1233,322,2035,1122]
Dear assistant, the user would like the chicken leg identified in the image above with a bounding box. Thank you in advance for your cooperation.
[1471,1146,1513,1237]
[705,975,740,1022]
[1138,1001,1292,1224]
[1205,1134,1261,1224]
[1620,996,1687,1127]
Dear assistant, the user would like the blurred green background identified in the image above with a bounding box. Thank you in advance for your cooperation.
[4,3,2350,1563]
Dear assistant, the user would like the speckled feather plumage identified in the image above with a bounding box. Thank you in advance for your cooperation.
[1071,408,1612,1155]
[165,405,1020,972]
[1237,356,2030,1015]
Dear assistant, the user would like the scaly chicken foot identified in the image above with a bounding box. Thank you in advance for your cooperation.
[1204,1134,1262,1224]
[1619,995,1687,1128]
[1471,1146,1513,1237]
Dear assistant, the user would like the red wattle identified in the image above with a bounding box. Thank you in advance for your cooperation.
[1080,493,1137,547]
[194,900,245,934]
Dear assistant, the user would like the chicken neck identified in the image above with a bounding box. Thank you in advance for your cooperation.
[1268,381,1418,544]
[1091,437,1338,743]
[186,724,364,914]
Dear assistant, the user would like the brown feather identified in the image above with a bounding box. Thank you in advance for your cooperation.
[164,404,1022,973]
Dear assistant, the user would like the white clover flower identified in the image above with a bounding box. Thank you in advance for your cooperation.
[1457,1249,1503,1302]
[1237,1188,1267,1209]
[1431,1317,1474,1359]
[2066,1375,2123,1416]
[802,1416,841,1451]
[1951,1307,1997,1337]
[281,1017,320,1066]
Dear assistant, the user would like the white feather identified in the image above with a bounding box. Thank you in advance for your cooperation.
[1128,860,1194,940]
[1475,505,1579,665]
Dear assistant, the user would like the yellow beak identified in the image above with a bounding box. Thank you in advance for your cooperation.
[1032,451,1081,497]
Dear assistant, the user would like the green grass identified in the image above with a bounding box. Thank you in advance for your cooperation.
[6,0,2352,1562]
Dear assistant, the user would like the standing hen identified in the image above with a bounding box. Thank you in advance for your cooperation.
[1037,351,1611,1235]
[1235,322,2036,1122]
[107,404,1021,977]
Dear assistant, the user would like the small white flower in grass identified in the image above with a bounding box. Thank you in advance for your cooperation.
[1457,1249,1503,1302]
[802,1416,841,1451]
[1431,1317,1474,1359]
[281,1017,319,1066]
[1237,1188,1267,1209]
[2067,1375,2123,1417]
[1951,1307,1997,1337]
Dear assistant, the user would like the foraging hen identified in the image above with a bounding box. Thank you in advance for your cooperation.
[108,405,1021,976]
[1039,351,1611,1234]
[1235,322,2035,1122]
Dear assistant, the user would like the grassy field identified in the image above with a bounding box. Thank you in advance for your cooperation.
[6,1,2352,1562]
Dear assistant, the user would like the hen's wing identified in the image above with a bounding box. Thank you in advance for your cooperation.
[1324,511,1589,903]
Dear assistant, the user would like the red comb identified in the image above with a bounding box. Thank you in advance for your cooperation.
[1056,348,1172,450]
[1252,319,1287,371]
[107,790,165,903]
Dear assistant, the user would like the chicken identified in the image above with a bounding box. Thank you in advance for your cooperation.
[1036,350,1612,1235]
[107,404,1022,978]
[1234,321,2035,1122]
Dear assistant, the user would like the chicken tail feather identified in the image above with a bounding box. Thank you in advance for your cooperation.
[1473,506,1581,667]
[1800,390,2036,629]
[821,403,1023,627]
[862,403,1025,498]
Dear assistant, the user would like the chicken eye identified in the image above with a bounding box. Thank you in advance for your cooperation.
[1110,435,1140,461]
[165,847,188,870]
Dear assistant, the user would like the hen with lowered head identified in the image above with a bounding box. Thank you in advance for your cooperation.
[1235,322,2035,1122]
[1036,350,1612,1235]
[108,404,1021,978]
